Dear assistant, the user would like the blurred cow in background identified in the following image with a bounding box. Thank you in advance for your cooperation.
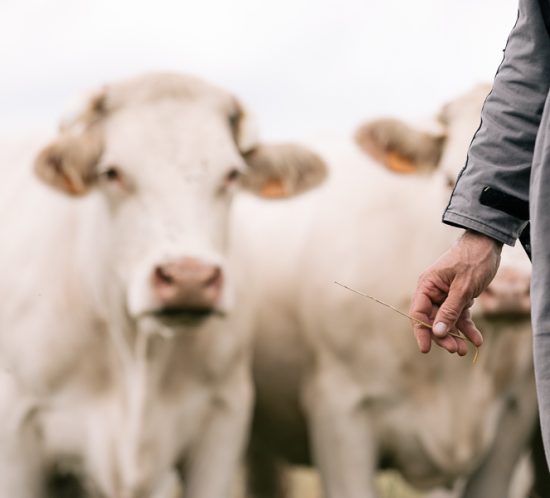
[235,85,539,498]
[0,72,327,498]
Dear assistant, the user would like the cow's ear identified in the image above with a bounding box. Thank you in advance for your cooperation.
[354,118,446,175]
[230,99,327,198]
[35,90,107,196]
[241,143,328,199]
[34,130,102,196]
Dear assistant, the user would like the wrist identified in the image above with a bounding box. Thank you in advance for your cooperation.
[462,229,503,252]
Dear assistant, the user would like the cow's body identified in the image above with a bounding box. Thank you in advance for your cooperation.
[238,87,536,498]
[0,109,253,498]
[0,73,326,498]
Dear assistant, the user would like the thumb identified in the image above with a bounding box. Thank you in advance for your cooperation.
[432,284,471,338]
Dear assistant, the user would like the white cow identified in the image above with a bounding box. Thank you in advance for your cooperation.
[0,72,327,498]
[234,85,537,498]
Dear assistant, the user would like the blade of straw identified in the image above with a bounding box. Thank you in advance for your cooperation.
[334,281,478,363]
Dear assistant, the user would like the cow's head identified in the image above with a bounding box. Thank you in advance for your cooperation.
[354,84,531,318]
[354,83,491,189]
[34,73,327,324]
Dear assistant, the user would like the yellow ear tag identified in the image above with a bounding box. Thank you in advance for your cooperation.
[386,151,416,174]
[260,178,287,198]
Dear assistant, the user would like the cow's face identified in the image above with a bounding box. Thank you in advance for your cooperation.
[34,73,327,324]
[354,83,491,190]
[87,101,248,320]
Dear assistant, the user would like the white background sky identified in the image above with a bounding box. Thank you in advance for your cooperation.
[0,0,518,140]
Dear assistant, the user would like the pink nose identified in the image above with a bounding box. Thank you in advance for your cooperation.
[151,258,223,312]
[479,267,531,317]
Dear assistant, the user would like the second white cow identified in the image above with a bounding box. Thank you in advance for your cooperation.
[235,85,536,498]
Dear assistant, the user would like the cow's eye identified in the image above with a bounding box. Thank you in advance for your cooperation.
[99,166,124,184]
[225,168,241,184]
[218,168,243,196]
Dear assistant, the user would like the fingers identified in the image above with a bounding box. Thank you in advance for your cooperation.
[432,333,459,354]
[410,288,459,355]
[414,326,432,354]
[451,334,468,356]
[410,292,436,354]
[410,290,478,356]
[410,281,441,329]
[410,272,479,357]
[455,309,483,347]
[432,282,472,339]
[457,337,469,356]
[416,326,465,355]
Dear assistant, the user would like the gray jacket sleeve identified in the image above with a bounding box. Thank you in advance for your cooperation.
[443,0,550,246]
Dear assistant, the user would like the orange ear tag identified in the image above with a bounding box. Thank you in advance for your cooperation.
[260,178,287,198]
[385,151,416,174]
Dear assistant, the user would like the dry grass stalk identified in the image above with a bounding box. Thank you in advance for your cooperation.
[334,282,479,364]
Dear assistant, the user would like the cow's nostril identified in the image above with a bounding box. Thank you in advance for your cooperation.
[204,267,222,287]
[154,266,174,285]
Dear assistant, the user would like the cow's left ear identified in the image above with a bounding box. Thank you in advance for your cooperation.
[241,143,328,199]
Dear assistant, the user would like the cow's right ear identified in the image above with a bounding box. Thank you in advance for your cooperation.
[354,118,446,175]
[34,131,102,196]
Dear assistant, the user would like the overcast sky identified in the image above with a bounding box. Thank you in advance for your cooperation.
[0,0,518,140]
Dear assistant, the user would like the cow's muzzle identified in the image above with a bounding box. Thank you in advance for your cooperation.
[150,257,223,316]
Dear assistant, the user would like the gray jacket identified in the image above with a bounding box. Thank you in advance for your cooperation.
[444,0,550,465]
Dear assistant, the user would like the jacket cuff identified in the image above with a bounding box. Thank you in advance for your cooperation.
[442,210,524,246]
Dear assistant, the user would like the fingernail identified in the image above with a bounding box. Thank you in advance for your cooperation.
[433,322,448,337]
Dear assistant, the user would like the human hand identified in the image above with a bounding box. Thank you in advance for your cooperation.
[410,230,503,355]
